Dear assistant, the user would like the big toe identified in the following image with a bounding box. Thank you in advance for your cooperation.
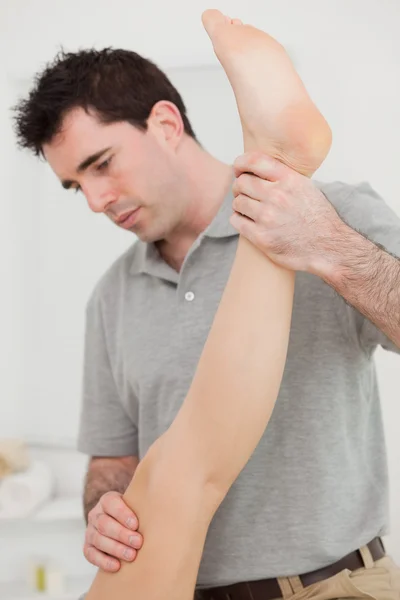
[201,9,228,39]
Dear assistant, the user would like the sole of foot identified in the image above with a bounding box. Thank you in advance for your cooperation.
[201,9,332,177]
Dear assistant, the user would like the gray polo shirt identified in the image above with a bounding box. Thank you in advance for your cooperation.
[78,179,400,586]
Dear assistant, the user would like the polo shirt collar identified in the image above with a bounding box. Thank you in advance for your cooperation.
[130,184,238,278]
[203,186,238,239]
[129,240,179,282]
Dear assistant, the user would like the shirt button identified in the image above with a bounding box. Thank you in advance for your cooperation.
[185,291,195,302]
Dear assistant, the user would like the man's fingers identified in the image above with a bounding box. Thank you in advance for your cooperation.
[230,212,260,246]
[84,545,121,572]
[94,513,143,548]
[232,194,264,223]
[90,532,138,562]
[233,151,291,182]
[232,173,274,203]
[101,491,139,530]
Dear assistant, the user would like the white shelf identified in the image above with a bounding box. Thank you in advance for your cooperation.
[0,576,90,600]
[0,497,84,524]
[33,497,84,522]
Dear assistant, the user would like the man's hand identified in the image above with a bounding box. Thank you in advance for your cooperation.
[230,152,345,274]
[84,491,143,572]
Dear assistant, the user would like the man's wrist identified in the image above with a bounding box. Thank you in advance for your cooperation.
[307,219,357,284]
[309,218,390,295]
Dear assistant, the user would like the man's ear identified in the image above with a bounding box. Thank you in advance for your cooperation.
[147,101,184,149]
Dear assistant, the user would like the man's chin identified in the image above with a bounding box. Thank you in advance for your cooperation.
[129,218,170,244]
[133,228,163,244]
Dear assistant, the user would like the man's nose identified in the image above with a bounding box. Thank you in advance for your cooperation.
[83,181,117,214]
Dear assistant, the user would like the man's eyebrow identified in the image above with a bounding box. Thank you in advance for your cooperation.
[77,147,112,173]
[61,147,112,190]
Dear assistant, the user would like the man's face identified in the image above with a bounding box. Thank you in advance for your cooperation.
[43,107,185,242]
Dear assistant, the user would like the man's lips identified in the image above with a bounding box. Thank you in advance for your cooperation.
[115,208,141,228]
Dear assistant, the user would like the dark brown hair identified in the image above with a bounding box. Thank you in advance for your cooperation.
[12,47,197,156]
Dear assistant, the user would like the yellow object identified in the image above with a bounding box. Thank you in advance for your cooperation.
[0,456,12,478]
[28,558,65,594]
[35,564,46,592]
[0,439,31,479]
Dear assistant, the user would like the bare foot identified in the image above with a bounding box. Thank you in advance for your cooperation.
[202,9,332,176]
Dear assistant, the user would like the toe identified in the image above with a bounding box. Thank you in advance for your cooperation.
[201,9,228,38]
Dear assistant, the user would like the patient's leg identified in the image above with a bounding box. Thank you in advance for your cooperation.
[202,9,332,173]
[85,10,331,600]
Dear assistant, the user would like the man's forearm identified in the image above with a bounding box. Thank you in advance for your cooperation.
[83,457,139,523]
[314,221,400,348]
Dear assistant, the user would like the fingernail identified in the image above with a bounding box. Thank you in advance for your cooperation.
[107,559,119,571]
[126,517,136,529]
[123,549,134,560]
[129,535,140,547]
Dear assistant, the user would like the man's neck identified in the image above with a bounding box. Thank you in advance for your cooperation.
[156,146,234,271]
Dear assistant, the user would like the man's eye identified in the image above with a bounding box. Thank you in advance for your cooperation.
[96,157,112,172]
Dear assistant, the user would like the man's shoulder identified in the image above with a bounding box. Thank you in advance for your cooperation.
[87,238,144,311]
[314,178,400,257]
[314,178,390,226]
[314,178,370,206]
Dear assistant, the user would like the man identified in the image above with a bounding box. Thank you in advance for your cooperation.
[13,28,400,599]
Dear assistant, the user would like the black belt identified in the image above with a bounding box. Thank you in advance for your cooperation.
[194,537,386,600]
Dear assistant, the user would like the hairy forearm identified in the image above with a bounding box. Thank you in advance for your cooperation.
[85,236,295,600]
[316,222,400,348]
[83,457,139,523]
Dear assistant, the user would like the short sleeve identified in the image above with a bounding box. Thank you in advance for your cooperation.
[328,181,400,355]
[77,290,139,456]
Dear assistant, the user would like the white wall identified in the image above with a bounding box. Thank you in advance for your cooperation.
[0,0,399,589]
